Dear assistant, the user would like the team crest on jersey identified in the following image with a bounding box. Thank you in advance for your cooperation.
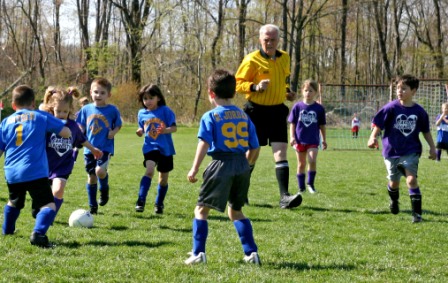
[299,110,317,127]
[394,114,417,137]
[90,120,102,135]
[144,118,165,139]
[214,113,221,122]
[48,133,73,157]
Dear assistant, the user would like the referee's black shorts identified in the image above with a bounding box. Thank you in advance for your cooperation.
[243,101,289,146]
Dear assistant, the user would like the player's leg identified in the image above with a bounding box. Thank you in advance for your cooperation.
[403,155,422,222]
[84,154,99,214]
[306,147,319,193]
[96,153,111,206]
[184,205,210,265]
[384,157,401,215]
[154,155,173,214]
[2,183,26,235]
[51,177,67,215]
[135,155,156,212]
[295,147,307,193]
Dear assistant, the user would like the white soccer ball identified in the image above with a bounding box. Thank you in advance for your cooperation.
[68,209,94,228]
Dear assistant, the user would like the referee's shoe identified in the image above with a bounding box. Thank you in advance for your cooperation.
[279,193,302,209]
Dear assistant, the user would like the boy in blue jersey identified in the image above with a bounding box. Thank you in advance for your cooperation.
[76,77,122,214]
[0,85,71,248]
[435,102,448,162]
[185,69,261,265]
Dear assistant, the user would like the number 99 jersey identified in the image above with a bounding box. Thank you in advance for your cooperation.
[198,105,259,155]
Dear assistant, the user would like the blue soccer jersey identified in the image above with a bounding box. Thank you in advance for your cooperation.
[138,106,176,156]
[0,109,65,184]
[76,104,122,155]
[288,101,326,145]
[198,105,259,155]
[435,114,448,143]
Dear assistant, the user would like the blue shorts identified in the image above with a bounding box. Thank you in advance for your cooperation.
[7,178,54,211]
[84,152,111,175]
[384,153,419,181]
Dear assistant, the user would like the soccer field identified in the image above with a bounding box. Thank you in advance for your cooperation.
[1,124,447,282]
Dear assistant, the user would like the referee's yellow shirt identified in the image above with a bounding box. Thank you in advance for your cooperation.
[235,49,290,106]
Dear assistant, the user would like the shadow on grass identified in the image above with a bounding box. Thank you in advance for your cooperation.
[272,261,356,271]
[159,225,190,233]
[58,240,171,249]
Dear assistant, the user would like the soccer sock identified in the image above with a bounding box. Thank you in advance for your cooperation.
[2,205,20,235]
[155,184,168,207]
[54,197,64,214]
[436,149,442,161]
[387,185,399,201]
[409,187,422,215]
[275,161,289,196]
[99,174,109,192]
[33,208,56,235]
[233,218,258,256]
[192,218,208,255]
[86,183,98,207]
[297,173,305,191]
[307,171,317,186]
[138,176,152,203]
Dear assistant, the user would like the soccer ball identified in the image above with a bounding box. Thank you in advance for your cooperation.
[68,209,94,228]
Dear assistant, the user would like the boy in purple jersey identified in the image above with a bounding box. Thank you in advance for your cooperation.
[76,77,122,214]
[0,85,71,248]
[185,69,261,265]
[434,102,448,161]
[135,84,176,214]
[368,74,436,223]
[41,87,102,221]
[288,79,327,194]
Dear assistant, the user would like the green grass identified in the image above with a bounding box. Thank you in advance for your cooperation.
[1,124,448,282]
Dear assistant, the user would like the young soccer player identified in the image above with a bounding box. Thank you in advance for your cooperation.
[288,79,327,194]
[185,69,261,265]
[351,113,360,138]
[76,78,122,214]
[41,87,103,220]
[435,102,448,162]
[0,85,71,247]
[134,84,176,214]
[368,74,436,223]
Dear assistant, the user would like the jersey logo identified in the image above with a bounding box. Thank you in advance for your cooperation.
[299,110,317,127]
[90,119,102,135]
[48,133,73,157]
[144,117,166,140]
[394,114,417,137]
[148,124,160,139]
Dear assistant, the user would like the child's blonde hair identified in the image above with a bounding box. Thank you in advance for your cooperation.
[301,79,319,92]
[42,86,81,119]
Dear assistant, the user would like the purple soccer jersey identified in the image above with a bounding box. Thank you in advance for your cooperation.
[372,99,430,158]
[46,119,86,179]
[288,101,326,145]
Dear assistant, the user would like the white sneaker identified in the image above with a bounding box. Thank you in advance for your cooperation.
[307,185,317,194]
[243,252,261,265]
[184,252,206,265]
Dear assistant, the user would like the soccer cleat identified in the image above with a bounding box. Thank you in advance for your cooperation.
[99,190,109,206]
[279,193,302,209]
[90,206,98,215]
[412,213,422,223]
[135,200,145,212]
[30,232,54,248]
[299,187,306,193]
[307,185,317,194]
[154,205,164,214]
[389,200,399,215]
[184,252,206,265]
[244,252,261,265]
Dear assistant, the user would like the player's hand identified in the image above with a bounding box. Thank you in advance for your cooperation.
[289,138,296,147]
[107,128,116,139]
[136,128,143,137]
[286,91,297,101]
[92,148,103,160]
[367,138,378,149]
[255,79,270,92]
[157,124,166,134]
[322,141,327,150]
[428,148,436,160]
[187,168,198,183]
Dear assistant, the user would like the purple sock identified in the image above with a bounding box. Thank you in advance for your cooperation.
[54,197,64,213]
[409,187,421,196]
[307,171,317,186]
[297,173,305,190]
[436,149,441,161]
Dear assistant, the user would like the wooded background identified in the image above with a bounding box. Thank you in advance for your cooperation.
[1,0,447,122]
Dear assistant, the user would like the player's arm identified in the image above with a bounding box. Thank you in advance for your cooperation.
[289,123,296,146]
[320,125,327,150]
[187,139,209,183]
[108,126,122,139]
[158,124,177,134]
[435,115,444,126]
[368,125,381,148]
[81,140,103,160]
[423,131,437,160]
[58,126,71,138]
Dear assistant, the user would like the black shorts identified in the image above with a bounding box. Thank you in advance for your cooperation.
[143,151,174,173]
[436,142,448,150]
[7,178,54,211]
[244,101,289,146]
[84,152,111,175]
[197,153,250,212]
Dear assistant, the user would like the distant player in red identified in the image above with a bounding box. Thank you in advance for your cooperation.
[351,113,360,138]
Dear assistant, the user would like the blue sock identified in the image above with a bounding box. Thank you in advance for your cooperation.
[34,208,56,235]
[86,183,98,207]
[2,205,20,235]
[409,187,421,196]
[234,218,258,255]
[297,173,305,190]
[307,171,317,186]
[138,176,152,203]
[155,184,168,207]
[192,218,208,255]
[54,197,64,214]
[99,174,109,192]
